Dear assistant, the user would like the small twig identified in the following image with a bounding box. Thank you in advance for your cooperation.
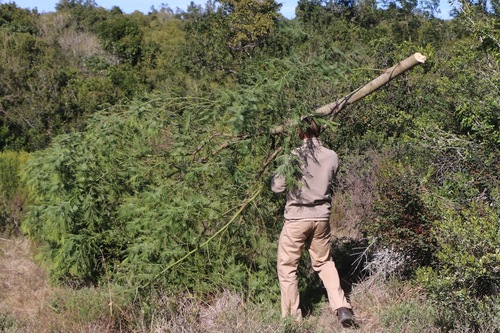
[351,238,377,273]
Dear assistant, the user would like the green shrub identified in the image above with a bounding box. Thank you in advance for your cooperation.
[364,157,437,275]
[0,151,29,236]
[417,202,500,332]
[380,297,437,333]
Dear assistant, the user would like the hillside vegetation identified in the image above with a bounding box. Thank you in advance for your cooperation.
[0,0,498,332]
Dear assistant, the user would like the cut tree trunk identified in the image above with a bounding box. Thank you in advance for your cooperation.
[270,52,427,135]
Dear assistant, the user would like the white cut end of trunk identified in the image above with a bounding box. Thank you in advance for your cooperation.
[414,52,427,63]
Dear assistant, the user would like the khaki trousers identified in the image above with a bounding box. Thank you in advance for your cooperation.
[277,220,351,319]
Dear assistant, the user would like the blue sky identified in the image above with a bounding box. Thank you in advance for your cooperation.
[5,0,455,20]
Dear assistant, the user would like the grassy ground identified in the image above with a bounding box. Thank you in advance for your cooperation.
[0,237,442,333]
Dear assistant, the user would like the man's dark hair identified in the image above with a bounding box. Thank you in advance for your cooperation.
[299,117,321,138]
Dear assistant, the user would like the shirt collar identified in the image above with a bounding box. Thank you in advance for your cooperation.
[302,137,322,146]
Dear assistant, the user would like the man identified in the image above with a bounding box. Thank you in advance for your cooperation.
[271,117,354,326]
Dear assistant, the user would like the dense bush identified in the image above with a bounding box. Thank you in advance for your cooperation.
[362,153,437,275]
[417,203,499,332]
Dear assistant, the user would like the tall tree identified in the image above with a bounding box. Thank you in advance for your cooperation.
[219,0,281,55]
[55,0,98,10]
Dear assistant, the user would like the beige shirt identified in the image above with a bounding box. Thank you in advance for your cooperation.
[271,137,339,221]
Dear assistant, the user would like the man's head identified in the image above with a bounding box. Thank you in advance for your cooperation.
[298,116,320,139]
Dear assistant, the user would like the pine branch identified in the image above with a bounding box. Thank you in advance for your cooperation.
[190,132,223,165]
[142,185,263,289]
[270,52,427,134]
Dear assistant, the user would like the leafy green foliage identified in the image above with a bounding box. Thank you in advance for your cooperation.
[0,3,38,33]
[417,203,500,331]
[96,15,144,65]
[21,106,159,284]
[219,0,281,54]
[0,4,155,150]
[20,93,272,291]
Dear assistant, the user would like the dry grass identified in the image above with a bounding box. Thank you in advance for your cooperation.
[142,275,440,333]
[348,276,434,333]
[0,238,116,332]
[0,238,53,326]
[147,291,287,333]
[0,237,441,333]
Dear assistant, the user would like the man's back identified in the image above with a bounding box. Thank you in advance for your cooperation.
[271,137,339,221]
